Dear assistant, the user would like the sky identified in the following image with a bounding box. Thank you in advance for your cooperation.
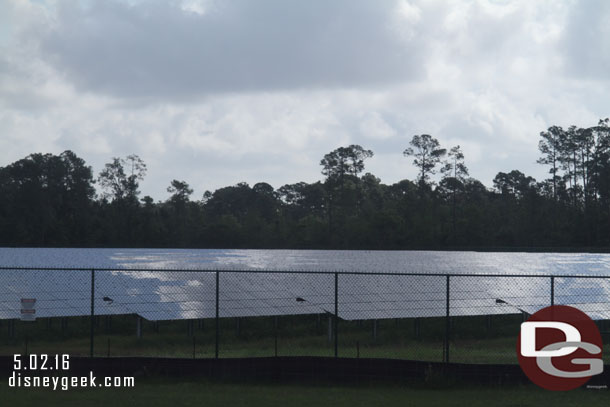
[1,0,609,201]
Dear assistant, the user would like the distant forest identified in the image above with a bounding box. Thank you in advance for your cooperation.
[1,118,609,250]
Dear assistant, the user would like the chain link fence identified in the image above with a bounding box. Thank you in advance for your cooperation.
[1,267,609,364]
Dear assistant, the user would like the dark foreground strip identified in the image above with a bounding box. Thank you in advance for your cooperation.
[1,356,608,387]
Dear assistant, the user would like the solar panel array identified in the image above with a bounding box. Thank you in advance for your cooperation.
[2,268,610,321]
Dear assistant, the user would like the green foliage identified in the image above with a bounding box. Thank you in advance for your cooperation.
[403,134,446,186]
[98,154,147,203]
[0,151,95,246]
[1,120,610,248]
[320,144,374,182]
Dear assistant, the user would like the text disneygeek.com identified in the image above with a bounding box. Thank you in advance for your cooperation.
[8,354,135,391]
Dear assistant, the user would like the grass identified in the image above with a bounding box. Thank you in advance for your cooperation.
[2,315,609,406]
[1,377,609,407]
[2,314,609,364]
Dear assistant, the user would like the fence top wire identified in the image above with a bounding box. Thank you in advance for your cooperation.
[0,266,609,279]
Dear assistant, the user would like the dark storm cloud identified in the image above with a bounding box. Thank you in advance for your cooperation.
[41,0,424,100]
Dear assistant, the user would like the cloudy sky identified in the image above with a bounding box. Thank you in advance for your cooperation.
[1,0,609,200]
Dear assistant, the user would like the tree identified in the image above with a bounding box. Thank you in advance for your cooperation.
[164,180,194,246]
[167,179,193,205]
[576,126,594,203]
[403,134,446,187]
[97,155,147,245]
[251,182,280,222]
[537,126,563,201]
[493,170,536,197]
[320,145,374,182]
[98,158,126,201]
[252,182,276,197]
[559,126,582,207]
[3,118,610,249]
[320,145,373,244]
[441,145,468,182]
[278,182,326,215]
[441,145,469,242]
[590,119,610,201]
[98,155,147,202]
[0,151,95,245]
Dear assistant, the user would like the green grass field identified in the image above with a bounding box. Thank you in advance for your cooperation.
[2,315,609,406]
[2,313,609,364]
[1,377,608,407]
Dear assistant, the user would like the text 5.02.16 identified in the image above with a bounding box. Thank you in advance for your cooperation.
[13,354,70,371]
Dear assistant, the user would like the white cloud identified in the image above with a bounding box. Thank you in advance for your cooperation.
[0,0,608,200]
[37,0,427,100]
[359,112,397,140]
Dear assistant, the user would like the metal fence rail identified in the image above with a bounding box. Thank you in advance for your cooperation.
[1,267,609,364]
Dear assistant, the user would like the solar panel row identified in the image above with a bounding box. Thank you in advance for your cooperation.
[1,269,609,321]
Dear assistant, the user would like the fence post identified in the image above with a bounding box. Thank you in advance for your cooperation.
[444,275,450,364]
[550,276,555,306]
[215,271,219,359]
[90,268,95,358]
[274,316,278,357]
[334,272,338,358]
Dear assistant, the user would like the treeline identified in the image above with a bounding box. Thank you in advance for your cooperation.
[1,118,609,249]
